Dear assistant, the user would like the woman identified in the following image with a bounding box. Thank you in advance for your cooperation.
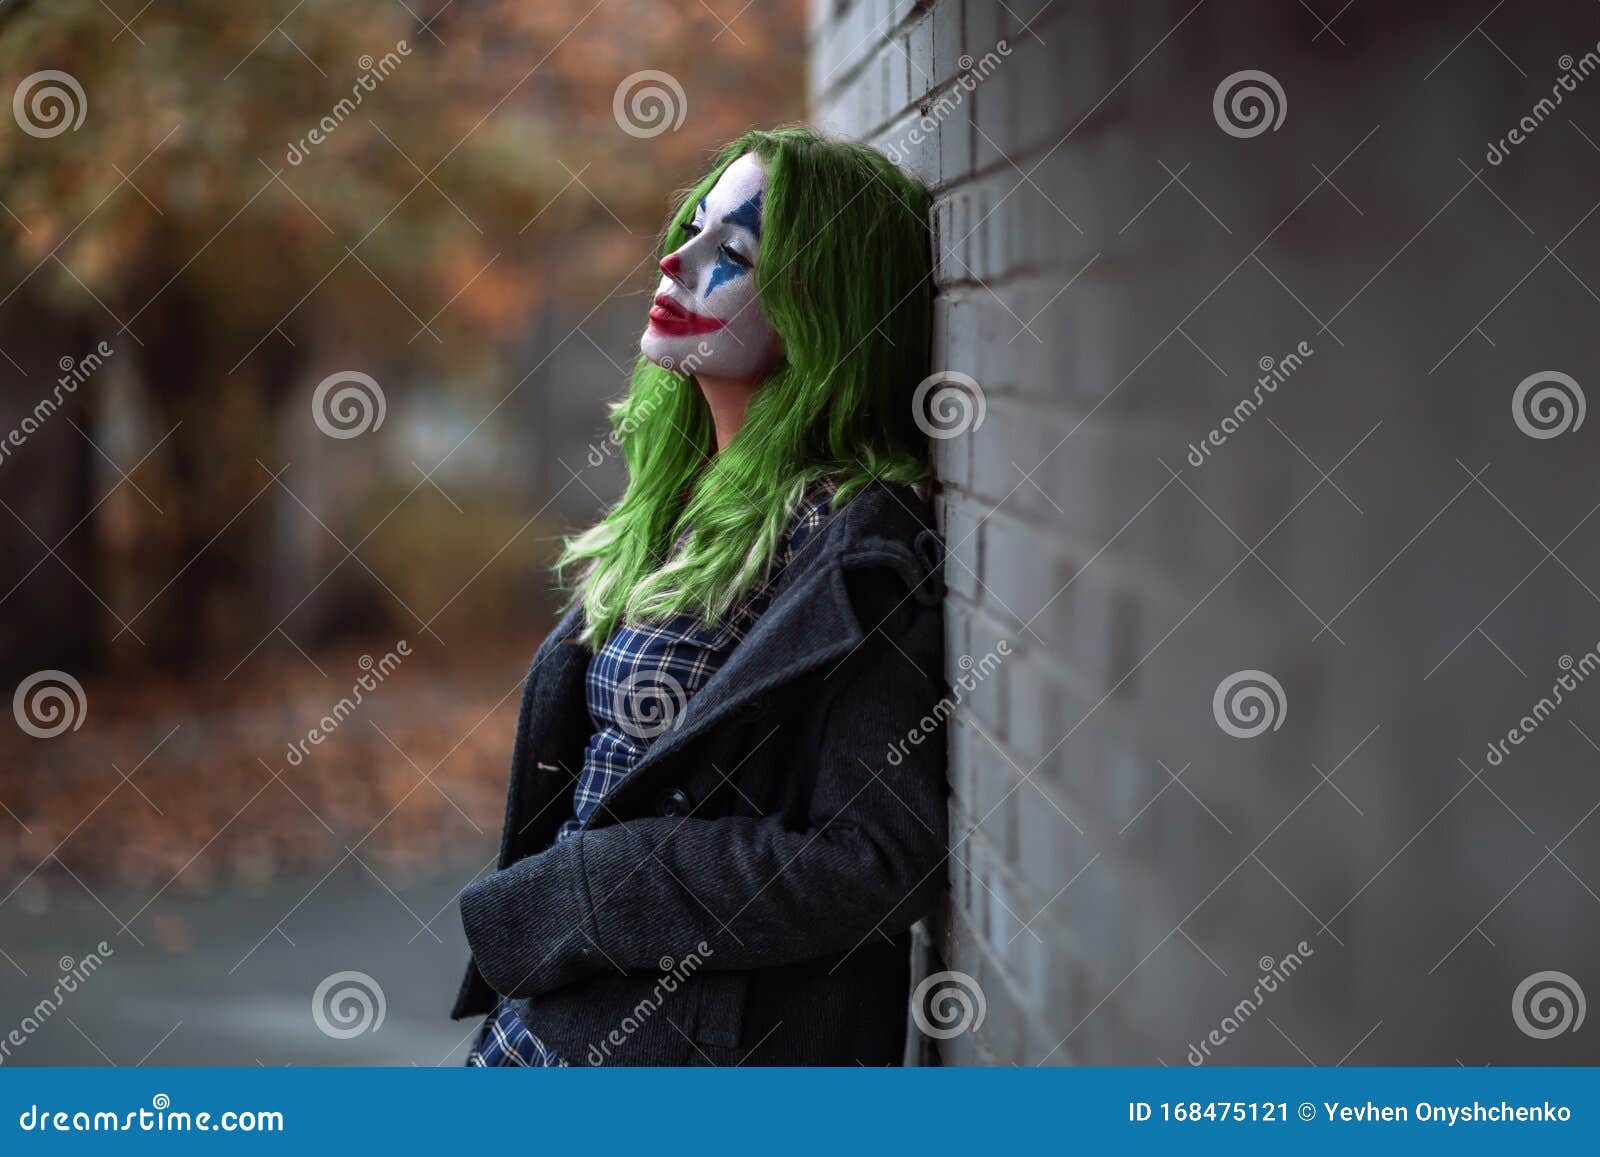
[453,127,949,1066]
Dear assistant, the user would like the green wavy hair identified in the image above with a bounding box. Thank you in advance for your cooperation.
[560,127,934,646]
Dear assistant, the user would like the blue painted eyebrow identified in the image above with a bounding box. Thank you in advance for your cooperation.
[721,190,762,239]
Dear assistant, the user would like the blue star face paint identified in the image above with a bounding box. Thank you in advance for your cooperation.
[642,153,779,382]
[702,189,762,299]
[723,190,762,238]
[705,248,747,299]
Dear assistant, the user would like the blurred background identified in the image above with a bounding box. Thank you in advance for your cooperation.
[0,0,804,1064]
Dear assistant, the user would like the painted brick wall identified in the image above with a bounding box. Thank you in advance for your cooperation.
[811,0,1600,1065]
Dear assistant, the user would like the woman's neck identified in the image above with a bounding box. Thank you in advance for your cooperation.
[696,375,761,452]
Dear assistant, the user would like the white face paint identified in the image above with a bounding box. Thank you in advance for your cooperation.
[640,152,778,381]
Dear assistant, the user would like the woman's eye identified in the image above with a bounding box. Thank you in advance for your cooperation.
[720,243,752,269]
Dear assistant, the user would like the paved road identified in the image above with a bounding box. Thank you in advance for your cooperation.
[0,857,487,1067]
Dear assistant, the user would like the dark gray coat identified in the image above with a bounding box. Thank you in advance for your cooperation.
[450,483,949,1065]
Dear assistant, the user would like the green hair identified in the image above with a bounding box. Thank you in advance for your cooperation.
[560,127,934,646]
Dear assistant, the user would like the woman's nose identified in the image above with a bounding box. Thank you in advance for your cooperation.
[659,252,682,280]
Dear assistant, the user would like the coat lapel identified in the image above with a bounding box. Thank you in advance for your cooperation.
[607,552,865,790]
[543,485,930,822]
[497,603,589,867]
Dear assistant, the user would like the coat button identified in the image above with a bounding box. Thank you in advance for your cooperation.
[656,787,693,817]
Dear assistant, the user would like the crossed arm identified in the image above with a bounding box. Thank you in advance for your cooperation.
[459,610,949,1000]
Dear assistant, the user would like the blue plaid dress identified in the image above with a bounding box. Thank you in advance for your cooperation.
[468,480,838,1067]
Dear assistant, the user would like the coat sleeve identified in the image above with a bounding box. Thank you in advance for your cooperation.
[458,588,949,1000]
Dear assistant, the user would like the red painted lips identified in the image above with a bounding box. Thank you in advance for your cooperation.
[649,294,725,337]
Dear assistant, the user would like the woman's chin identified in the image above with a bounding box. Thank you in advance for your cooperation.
[639,330,676,369]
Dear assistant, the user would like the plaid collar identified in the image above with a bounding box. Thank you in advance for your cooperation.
[693,476,840,651]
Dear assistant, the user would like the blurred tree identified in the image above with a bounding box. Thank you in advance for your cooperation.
[0,0,803,668]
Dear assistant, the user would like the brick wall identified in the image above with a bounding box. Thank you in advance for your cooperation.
[812,0,1600,1064]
